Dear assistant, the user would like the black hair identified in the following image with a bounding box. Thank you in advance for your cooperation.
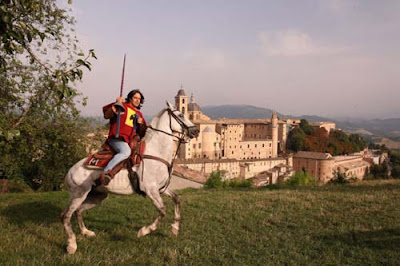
[126,89,145,109]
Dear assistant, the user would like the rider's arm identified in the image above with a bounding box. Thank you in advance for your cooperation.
[103,105,115,119]
[137,113,147,138]
[103,97,125,119]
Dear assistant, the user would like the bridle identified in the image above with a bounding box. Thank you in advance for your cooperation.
[140,108,197,192]
[147,108,196,143]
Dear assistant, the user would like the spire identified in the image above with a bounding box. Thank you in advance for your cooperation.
[191,93,195,103]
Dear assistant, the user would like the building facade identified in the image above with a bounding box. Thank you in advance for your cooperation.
[293,151,371,183]
[174,88,295,182]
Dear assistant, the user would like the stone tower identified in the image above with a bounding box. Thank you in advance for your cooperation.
[175,86,188,117]
[202,126,214,159]
[271,111,278,157]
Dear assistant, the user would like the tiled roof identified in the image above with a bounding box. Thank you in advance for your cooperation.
[294,151,333,160]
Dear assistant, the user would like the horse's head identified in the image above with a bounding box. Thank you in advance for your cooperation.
[166,101,199,139]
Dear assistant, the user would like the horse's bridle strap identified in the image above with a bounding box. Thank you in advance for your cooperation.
[141,154,171,170]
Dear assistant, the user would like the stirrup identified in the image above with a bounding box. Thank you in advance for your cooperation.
[98,172,112,186]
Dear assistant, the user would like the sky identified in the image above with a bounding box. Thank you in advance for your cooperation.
[68,0,400,119]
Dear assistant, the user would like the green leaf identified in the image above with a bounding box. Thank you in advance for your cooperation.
[27,32,32,42]
[2,14,10,23]
[83,62,91,70]
[6,131,14,141]
[38,32,46,41]
[90,50,97,59]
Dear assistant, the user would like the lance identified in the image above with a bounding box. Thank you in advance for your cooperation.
[115,54,126,138]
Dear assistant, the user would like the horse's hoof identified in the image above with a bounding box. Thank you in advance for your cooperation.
[171,225,179,236]
[67,244,77,254]
[81,230,96,237]
[137,227,148,238]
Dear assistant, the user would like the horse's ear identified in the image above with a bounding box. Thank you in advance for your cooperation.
[166,101,175,110]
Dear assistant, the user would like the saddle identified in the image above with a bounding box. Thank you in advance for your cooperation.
[85,136,146,179]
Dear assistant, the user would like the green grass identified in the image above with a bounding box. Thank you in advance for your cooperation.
[1,180,400,265]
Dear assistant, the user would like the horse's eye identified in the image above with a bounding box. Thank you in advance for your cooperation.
[179,114,184,118]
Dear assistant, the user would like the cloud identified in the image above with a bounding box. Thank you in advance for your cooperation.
[327,0,358,14]
[258,30,350,56]
[181,48,228,69]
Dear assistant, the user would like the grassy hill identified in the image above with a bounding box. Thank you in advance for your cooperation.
[1,180,400,264]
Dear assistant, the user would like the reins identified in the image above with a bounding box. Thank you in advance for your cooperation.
[139,109,192,193]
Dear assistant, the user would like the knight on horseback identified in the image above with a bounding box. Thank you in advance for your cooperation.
[96,89,147,186]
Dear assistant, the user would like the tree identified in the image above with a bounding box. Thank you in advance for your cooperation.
[0,0,96,191]
[286,128,306,152]
[300,119,314,135]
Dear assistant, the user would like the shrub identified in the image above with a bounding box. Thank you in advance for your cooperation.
[205,171,253,188]
[205,171,224,188]
[330,170,349,184]
[224,178,253,188]
[286,171,317,187]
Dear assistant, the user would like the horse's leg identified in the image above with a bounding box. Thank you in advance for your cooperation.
[137,188,166,238]
[164,188,180,236]
[76,190,108,237]
[61,191,90,254]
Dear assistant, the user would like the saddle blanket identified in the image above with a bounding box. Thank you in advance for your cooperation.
[85,141,146,169]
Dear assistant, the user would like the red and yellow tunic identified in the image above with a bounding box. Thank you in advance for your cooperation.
[103,102,146,143]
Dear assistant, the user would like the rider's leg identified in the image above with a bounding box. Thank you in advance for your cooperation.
[98,139,131,185]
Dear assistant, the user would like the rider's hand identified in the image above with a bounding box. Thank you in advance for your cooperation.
[137,117,144,124]
[112,96,125,114]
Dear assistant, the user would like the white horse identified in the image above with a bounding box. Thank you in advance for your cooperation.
[61,102,199,254]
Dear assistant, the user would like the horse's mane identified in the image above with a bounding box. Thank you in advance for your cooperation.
[149,108,168,128]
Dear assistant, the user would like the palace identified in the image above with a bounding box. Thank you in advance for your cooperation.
[173,88,297,182]
[171,88,381,185]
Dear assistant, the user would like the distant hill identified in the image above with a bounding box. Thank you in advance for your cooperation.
[202,105,332,122]
[202,104,400,144]
[202,105,282,119]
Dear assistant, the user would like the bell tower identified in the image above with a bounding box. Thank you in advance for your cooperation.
[174,85,188,117]
[271,111,278,157]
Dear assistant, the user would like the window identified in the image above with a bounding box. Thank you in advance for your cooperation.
[199,143,202,148]
[193,144,196,149]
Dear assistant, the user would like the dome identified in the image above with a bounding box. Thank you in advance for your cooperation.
[188,102,202,112]
[203,126,212,133]
[176,89,186,96]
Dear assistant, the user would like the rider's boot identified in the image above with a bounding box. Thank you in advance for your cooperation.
[94,170,113,186]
